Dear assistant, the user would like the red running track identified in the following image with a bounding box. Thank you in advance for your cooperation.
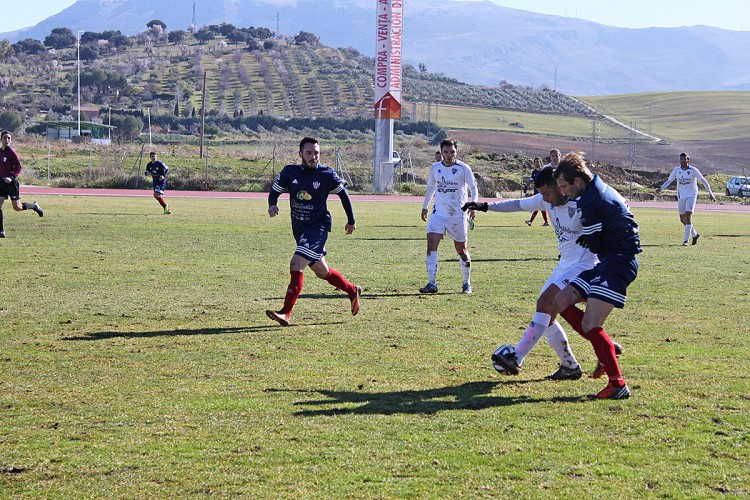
[20,185,750,212]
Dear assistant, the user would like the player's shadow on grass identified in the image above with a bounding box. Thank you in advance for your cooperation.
[358,237,423,241]
[277,381,583,416]
[62,322,345,341]
[472,257,552,263]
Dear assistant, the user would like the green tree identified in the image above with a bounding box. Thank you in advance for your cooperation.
[12,38,45,55]
[293,31,320,45]
[168,30,186,44]
[0,110,22,133]
[44,27,76,49]
[0,39,14,63]
[109,114,143,143]
[146,20,167,30]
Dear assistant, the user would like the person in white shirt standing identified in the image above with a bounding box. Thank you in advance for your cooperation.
[420,139,479,294]
[656,152,716,245]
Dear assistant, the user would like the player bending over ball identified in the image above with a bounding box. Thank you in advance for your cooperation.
[463,166,622,380]
[265,137,362,327]
[551,152,641,400]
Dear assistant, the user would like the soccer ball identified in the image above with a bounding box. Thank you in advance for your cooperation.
[491,343,516,375]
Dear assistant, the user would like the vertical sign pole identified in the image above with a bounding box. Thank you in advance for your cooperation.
[373,0,403,193]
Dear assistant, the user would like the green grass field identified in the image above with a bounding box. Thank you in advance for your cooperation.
[580,92,750,141]
[433,105,629,140]
[1,196,748,497]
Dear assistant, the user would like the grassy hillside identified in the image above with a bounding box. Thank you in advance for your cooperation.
[2,27,592,128]
[432,104,627,140]
[580,92,750,141]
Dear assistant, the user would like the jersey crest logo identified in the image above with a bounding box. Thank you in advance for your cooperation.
[601,281,609,287]
[452,168,458,175]
[313,181,320,190]
[292,179,299,184]
[568,207,576,218]
[296,190,312,201]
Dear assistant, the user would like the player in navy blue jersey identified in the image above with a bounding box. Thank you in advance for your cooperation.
[552,152,641,400]
[145,152,171,214]
[265,137,362,326]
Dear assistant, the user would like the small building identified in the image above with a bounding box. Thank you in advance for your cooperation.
[69,106,102,121]
[43,121,116,145]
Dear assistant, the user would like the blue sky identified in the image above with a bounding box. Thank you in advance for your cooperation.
[5,0,750,33]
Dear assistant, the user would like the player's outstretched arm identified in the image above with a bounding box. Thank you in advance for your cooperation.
[462,201,488,212]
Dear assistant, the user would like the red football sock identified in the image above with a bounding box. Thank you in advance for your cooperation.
[560,305,585,336]
[156,196,167,208]
[586,327,624,385]
[281,270,304,315]
[324,268,356,296]
[541,211,549,223]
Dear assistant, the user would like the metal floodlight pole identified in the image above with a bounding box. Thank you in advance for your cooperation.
[77,30,84,137]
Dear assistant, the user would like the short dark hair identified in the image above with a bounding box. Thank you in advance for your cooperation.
[533,166,556,189]
[552,152,593,185]
[149,151,157,155]
[299,136,319,152]
[1,130,11,139]
[439,139,458,151]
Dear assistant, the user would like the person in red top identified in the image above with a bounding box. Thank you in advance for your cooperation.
[0,131,43,237]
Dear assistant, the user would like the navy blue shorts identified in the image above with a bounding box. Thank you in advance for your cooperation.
[152,179,167,194]
[0,178,21,200]
[293,224,329,265]
[570,256,638,308]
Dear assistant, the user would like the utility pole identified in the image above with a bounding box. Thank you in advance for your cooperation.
[628,121,637,198]
[199,71,207,158]
[591,120,597,163]
[276,11,281,38]
[77,30,84,137]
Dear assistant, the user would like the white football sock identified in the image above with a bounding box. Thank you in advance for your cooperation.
[684,224,693,242]
[459,252,471,284]
[426,251,438,284]
[545,321,579,369]
[515,312,551,364]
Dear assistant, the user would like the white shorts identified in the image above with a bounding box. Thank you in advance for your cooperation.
[677,195,697,214]
[426,212,468,243]
[540,260,595,295]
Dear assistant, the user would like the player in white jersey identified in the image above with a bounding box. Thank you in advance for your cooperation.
[463,166,622,380]
[656,152,716,245]
[420,139,479,294]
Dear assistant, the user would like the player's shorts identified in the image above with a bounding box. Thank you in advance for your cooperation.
[677,194,697,214]
[293,223,329,265]
[570,256,638,309]
[426,212,468,243]
[152,178,167,194]
[0,178,21,200]
[541,260,595,295]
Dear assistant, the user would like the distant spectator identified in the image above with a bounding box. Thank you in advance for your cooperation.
[525,157,549,226]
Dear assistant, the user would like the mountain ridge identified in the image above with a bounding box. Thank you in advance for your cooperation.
[2,0,749,94]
